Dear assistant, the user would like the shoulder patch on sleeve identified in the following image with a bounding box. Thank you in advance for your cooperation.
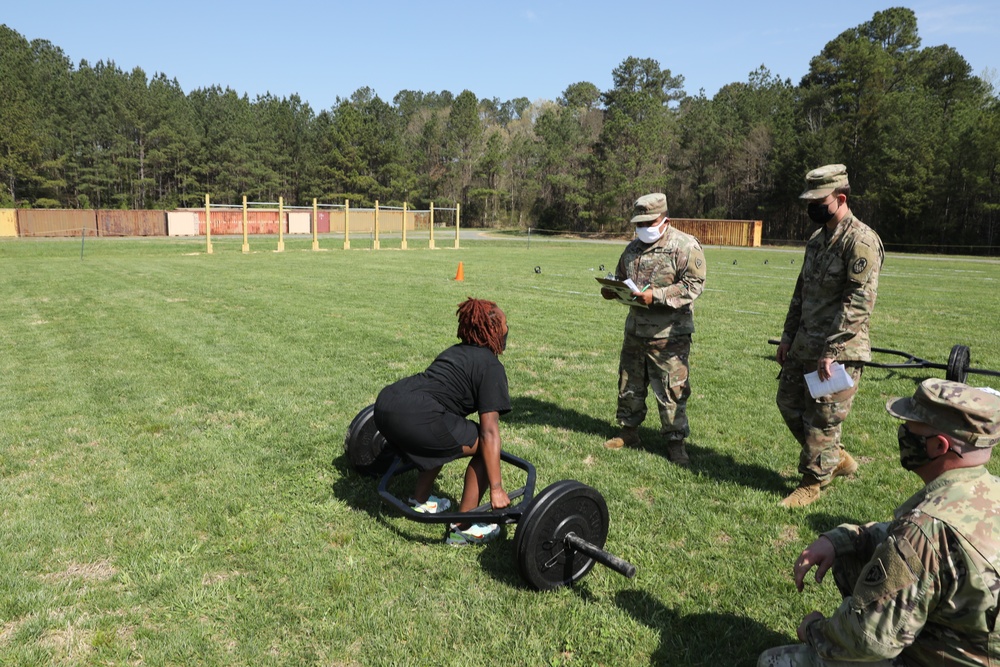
[852,258,868,275]
[862,558,887,585]
[850,536,923,610]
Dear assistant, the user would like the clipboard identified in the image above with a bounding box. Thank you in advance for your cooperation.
[596,277,649,308]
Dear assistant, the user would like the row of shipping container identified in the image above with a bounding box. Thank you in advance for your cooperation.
[0,208,426,238]
[0,209,761,247]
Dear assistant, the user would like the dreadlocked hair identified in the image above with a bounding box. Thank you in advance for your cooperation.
[456,297,506,356]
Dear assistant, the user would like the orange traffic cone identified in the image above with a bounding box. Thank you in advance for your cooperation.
[454,262,464,281]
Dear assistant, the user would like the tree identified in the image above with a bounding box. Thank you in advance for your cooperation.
[531,101,599,229]
[445,90,483,214]
[146,74,202,208]
[798,8,922,206]
[558,82,601,111]
[188,85,263,203]
[0,26,43,205]
[590,57,685,227]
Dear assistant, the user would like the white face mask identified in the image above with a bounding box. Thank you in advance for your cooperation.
[635,220,665,244]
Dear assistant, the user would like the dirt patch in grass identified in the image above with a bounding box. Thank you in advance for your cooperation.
[41,623,94,662]
[202,570,242,586]
[773,524,799,549]
[41,559,118,583]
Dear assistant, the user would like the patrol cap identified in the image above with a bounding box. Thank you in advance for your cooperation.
[799,164,849,200]
[886,378,1000,448]
[631,193,668,224]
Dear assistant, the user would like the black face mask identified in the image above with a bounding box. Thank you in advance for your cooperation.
[807,201,836,225]
[896,424,963,471]
[501,328,508,352]
[897,424,933,471]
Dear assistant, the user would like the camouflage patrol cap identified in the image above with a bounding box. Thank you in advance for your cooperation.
[886,379,1000,448]
[799,164,849,200]
[631,193,669,223]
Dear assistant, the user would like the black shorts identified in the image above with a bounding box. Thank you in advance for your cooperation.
[373,386,478,471]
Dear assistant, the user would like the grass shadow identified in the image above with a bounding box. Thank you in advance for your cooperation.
[508,396,791,496]
[475,532,527,589]
[629,434,792,497]
[330,452,457,544]
[330,452,387,519]
[507,395,613,437]
[615,589,789,666]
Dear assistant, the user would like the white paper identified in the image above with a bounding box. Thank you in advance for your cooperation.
[623,277,640,292]
[804,363,855,399]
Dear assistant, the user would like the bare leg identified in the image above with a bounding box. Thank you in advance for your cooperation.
[413,465,442,502]
[458,454,488,515]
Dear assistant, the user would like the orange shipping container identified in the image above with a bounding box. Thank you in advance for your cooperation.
[97,210,167,237]
[671,219,762,247]
[17,210,98,237]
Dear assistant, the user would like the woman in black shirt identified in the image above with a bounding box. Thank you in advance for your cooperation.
[374,298,511,545]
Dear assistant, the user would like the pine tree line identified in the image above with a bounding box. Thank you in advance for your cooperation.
[2,8,998,252]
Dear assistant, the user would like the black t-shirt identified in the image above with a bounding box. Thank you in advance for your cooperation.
[396,343,511,417]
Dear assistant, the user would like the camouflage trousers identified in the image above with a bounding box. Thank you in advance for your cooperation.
[756,643,902,667]
[775,359,864,483]
[614,333,691,441]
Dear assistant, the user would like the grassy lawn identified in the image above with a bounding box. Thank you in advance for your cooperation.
[1,234,998,666]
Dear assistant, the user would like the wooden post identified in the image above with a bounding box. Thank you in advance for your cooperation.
[312,198,320,250]
[373,200,380,250]
[429,202,436,249]
[277,196,285,252]
[242,195,249,253]
[401,202,408,250]
[454,203,460,249]
[205,193,213,254]
[344,199,351,249]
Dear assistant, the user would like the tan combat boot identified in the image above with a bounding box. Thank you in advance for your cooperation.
[666,440,690,467]
[780,474,823,508]
[603,426,641,450]
[829,451,858,483]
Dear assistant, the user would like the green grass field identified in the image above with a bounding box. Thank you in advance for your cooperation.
[1,235,998,666]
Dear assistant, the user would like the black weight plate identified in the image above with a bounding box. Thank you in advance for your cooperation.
[342,404,395,476]
[513,480,609,591]
[947,344,971,383]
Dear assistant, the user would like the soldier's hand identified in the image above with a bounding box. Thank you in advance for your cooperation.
[794,535,836,592]
[631,290,653,306]
[796,611,825,642]
[776,342,790,366]
[818,357,834,381]
[601,288,618,300]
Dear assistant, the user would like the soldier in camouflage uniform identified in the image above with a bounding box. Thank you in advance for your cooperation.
[758,379,1000,667]
[601,193,707,465]
[776,164,884,507]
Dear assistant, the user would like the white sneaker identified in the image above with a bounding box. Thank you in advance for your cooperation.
[408,495,451,514]
[446,523,500,546]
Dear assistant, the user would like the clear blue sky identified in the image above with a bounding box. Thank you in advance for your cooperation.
[5,1,998,112]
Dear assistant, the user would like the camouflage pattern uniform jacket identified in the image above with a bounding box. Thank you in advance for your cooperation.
[615,225,707,339]
[805,466,1000,666]
[780,215,883,362]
